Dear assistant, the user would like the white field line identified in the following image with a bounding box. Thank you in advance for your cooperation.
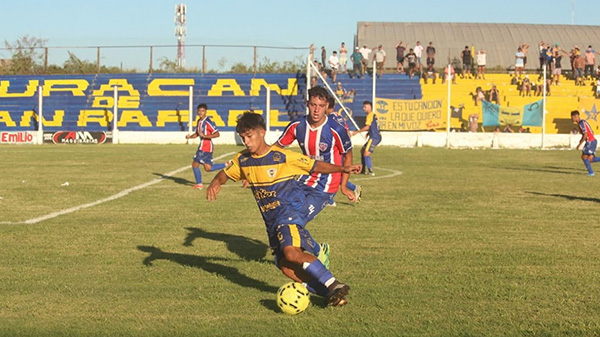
[1,152,236,225]
[351,166,403,181]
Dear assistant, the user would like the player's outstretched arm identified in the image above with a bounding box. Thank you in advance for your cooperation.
[206,170,229,201]
[314,161,362,175]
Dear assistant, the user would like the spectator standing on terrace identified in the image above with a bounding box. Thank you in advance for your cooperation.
[584,46,596,80]
[395,41,406,74]
[539,41,547,72]
[359,45,372,76]
[573,54,585,86]
[373,45,387,78]
[476,49,487,80]
[552,49,568,86]
[321,46,327,69]
[350,47,363,79]
[339,42,348,74]
[520,43,530,69]
[414,41,424,72]
[329,51,340,83]
[461,46,473,79]
[310,60,319,87]
[405,48,417,79]
[515,47,525,77]
[426,42,436,66]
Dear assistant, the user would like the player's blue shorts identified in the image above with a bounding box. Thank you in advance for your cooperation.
[193,149,214,165]
[270,224,320,267]
[297,182,334,223]
[583,139,598,156]
[363,138,381,154]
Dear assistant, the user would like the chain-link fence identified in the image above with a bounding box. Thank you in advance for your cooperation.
[0,43,311,75]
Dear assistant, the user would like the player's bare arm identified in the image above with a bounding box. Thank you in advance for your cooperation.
[340,152,356,202]
[206,170,229,201]
[314,161,362,175]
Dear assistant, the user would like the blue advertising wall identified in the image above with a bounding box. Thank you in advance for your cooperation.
[0,73,421,132]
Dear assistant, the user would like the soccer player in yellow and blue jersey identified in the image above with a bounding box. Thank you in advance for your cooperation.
[207,112,361,307]
[352,101,382,175]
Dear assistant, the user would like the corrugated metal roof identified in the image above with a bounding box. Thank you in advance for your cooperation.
[357,22,600,69]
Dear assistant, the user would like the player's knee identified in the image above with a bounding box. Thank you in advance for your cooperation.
[203,164,212,172]
[282,246,304,265]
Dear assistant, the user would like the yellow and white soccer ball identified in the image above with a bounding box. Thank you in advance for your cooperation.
[276,282,310,315]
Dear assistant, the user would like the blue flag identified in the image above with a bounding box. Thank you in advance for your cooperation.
[522,100,543,126]
[481,100,499,126]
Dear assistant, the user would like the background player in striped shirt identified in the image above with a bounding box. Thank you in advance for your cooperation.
[206,112,362,306]
[571,110,600,176]
[186,103,228,189]
[352,101,382,176]
[277,86,359,220]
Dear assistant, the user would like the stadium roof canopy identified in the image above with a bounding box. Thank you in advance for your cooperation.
[356,22,600,70]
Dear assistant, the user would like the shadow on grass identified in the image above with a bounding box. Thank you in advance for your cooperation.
[137,245,278,294]
[152,172,195,186]
[526,191,600,203]
[260,296,327,314]
[504,166,581,175]
[183,227,270,263]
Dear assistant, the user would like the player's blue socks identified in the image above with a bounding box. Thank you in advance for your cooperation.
[302,260,335,289]
[593,157,600,163]
[364,156,373,171]
[210,163,226,171]
[346,181,356,190]
[583,158,594,174]
[192,166,202,184]
[304,280,329,297]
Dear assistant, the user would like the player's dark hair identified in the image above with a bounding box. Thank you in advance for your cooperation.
[236,112,266,133]
[197,103,208,110]
[327,94,335,109]
[571,110,580,117]
[308,86,331,102]
[363,100,373,107]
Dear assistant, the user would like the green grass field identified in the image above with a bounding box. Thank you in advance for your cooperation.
[1,144,600,336]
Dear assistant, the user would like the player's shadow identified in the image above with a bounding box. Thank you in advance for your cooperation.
[503,165,581,175]
[183,227,270,263]
[526,191,600,203]
[137,245,278,294]
[153,172,195,186]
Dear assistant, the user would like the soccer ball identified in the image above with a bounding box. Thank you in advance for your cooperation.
[276,282,310,315]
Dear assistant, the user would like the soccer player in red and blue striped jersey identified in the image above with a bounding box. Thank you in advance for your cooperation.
[186,103,228,189]
[572,110,600,176]
[277,86,358,221]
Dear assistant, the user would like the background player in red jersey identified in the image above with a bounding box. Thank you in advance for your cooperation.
[572,110,600,176]
[186,103,228,189]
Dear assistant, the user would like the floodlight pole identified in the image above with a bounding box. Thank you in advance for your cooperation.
[175,4,187,68]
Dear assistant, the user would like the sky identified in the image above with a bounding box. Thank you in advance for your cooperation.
[1,0,599,71]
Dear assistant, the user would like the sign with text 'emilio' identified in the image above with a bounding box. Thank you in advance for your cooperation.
[0,74,307,132]
[374,98,446,131]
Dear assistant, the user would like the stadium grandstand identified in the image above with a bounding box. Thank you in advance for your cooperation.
[356,22,600,70]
